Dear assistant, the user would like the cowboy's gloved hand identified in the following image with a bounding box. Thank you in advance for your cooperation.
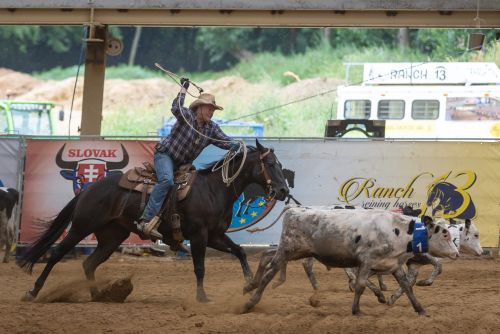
[180,78,190,90]
[229,142,240,153]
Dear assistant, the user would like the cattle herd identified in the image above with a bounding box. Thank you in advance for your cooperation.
[0,185,484,317]
[243,205,482,316]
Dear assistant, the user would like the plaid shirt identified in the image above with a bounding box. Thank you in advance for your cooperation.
[158,92,233,166]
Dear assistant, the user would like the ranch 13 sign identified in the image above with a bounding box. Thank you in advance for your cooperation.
[363,62,500,85]
[231,140,500,247]
[337,170,477,220]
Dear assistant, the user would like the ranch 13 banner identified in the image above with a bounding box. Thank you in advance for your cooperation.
[20,140,155,245]
[227,140,500,248]
[0,138,22,189]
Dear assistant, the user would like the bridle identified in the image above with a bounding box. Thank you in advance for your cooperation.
[259,149,276,201]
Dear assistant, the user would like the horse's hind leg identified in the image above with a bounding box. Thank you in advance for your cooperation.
[22,229,86,301]
[82,224,130,300]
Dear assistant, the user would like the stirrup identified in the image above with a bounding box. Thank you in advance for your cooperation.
[137,217,163,240]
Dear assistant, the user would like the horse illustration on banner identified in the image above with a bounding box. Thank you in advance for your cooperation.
[421,171,477,219]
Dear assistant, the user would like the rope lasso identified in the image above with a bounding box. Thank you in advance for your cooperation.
[155,62,247,186]
[246,205,297,233]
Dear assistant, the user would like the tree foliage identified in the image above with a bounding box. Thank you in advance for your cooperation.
[0,26,497,73]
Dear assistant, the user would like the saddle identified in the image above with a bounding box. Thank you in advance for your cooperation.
[118,161,157,194]
[118,162,198,210]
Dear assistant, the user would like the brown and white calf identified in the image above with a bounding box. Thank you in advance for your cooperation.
[0,188,19,263]
[243,207,458,316]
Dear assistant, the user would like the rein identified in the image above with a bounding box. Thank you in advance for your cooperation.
[259,149,275,200]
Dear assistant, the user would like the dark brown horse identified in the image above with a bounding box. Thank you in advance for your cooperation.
[18,140,289,302]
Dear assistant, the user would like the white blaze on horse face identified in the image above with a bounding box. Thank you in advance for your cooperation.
[460,223,483,256]
[428,221,459,259]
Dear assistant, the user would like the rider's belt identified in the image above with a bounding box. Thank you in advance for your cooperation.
[155,142,168,153]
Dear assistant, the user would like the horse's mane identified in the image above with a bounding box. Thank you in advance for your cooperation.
[198,146,258,175]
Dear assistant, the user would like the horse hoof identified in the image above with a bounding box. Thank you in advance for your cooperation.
[377,295,387,304]
[21,291,35,302]
[386,297,395,306]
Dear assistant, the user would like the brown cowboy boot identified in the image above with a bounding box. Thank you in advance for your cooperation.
[136,217,163,240]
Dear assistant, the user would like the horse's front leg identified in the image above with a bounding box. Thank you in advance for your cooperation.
[190,231,210,303]
[222,235,253,282]
[208,235,253,283]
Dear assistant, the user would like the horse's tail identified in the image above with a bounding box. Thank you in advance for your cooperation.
[17,195,79,273]
[246,204,298,233]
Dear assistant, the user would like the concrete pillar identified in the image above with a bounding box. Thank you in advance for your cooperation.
[80,25,107,136]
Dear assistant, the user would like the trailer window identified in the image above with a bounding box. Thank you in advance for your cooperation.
[378,100,405,119]
[412,100,439,119]
[11,109,51,135]
[344,100,371,119]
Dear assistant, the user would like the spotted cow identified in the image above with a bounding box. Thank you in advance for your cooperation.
[387,218,483,305]
[0,187,19,263]
[243,207,459,315]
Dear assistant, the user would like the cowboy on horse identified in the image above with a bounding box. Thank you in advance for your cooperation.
[136,78,239,240]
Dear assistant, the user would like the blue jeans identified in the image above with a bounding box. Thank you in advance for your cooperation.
[141,152,175,221]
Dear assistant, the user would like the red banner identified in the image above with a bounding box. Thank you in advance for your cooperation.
[20,140,155,245]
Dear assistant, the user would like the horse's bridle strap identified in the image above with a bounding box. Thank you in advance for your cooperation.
[260,149,272,185]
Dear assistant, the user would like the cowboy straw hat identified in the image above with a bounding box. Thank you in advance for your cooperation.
[189,93,223,111]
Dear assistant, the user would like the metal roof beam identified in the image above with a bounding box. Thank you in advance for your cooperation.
[1,0,500,11]
[1,8,499,27]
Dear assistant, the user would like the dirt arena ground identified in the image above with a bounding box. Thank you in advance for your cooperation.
[1,251,499,334]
